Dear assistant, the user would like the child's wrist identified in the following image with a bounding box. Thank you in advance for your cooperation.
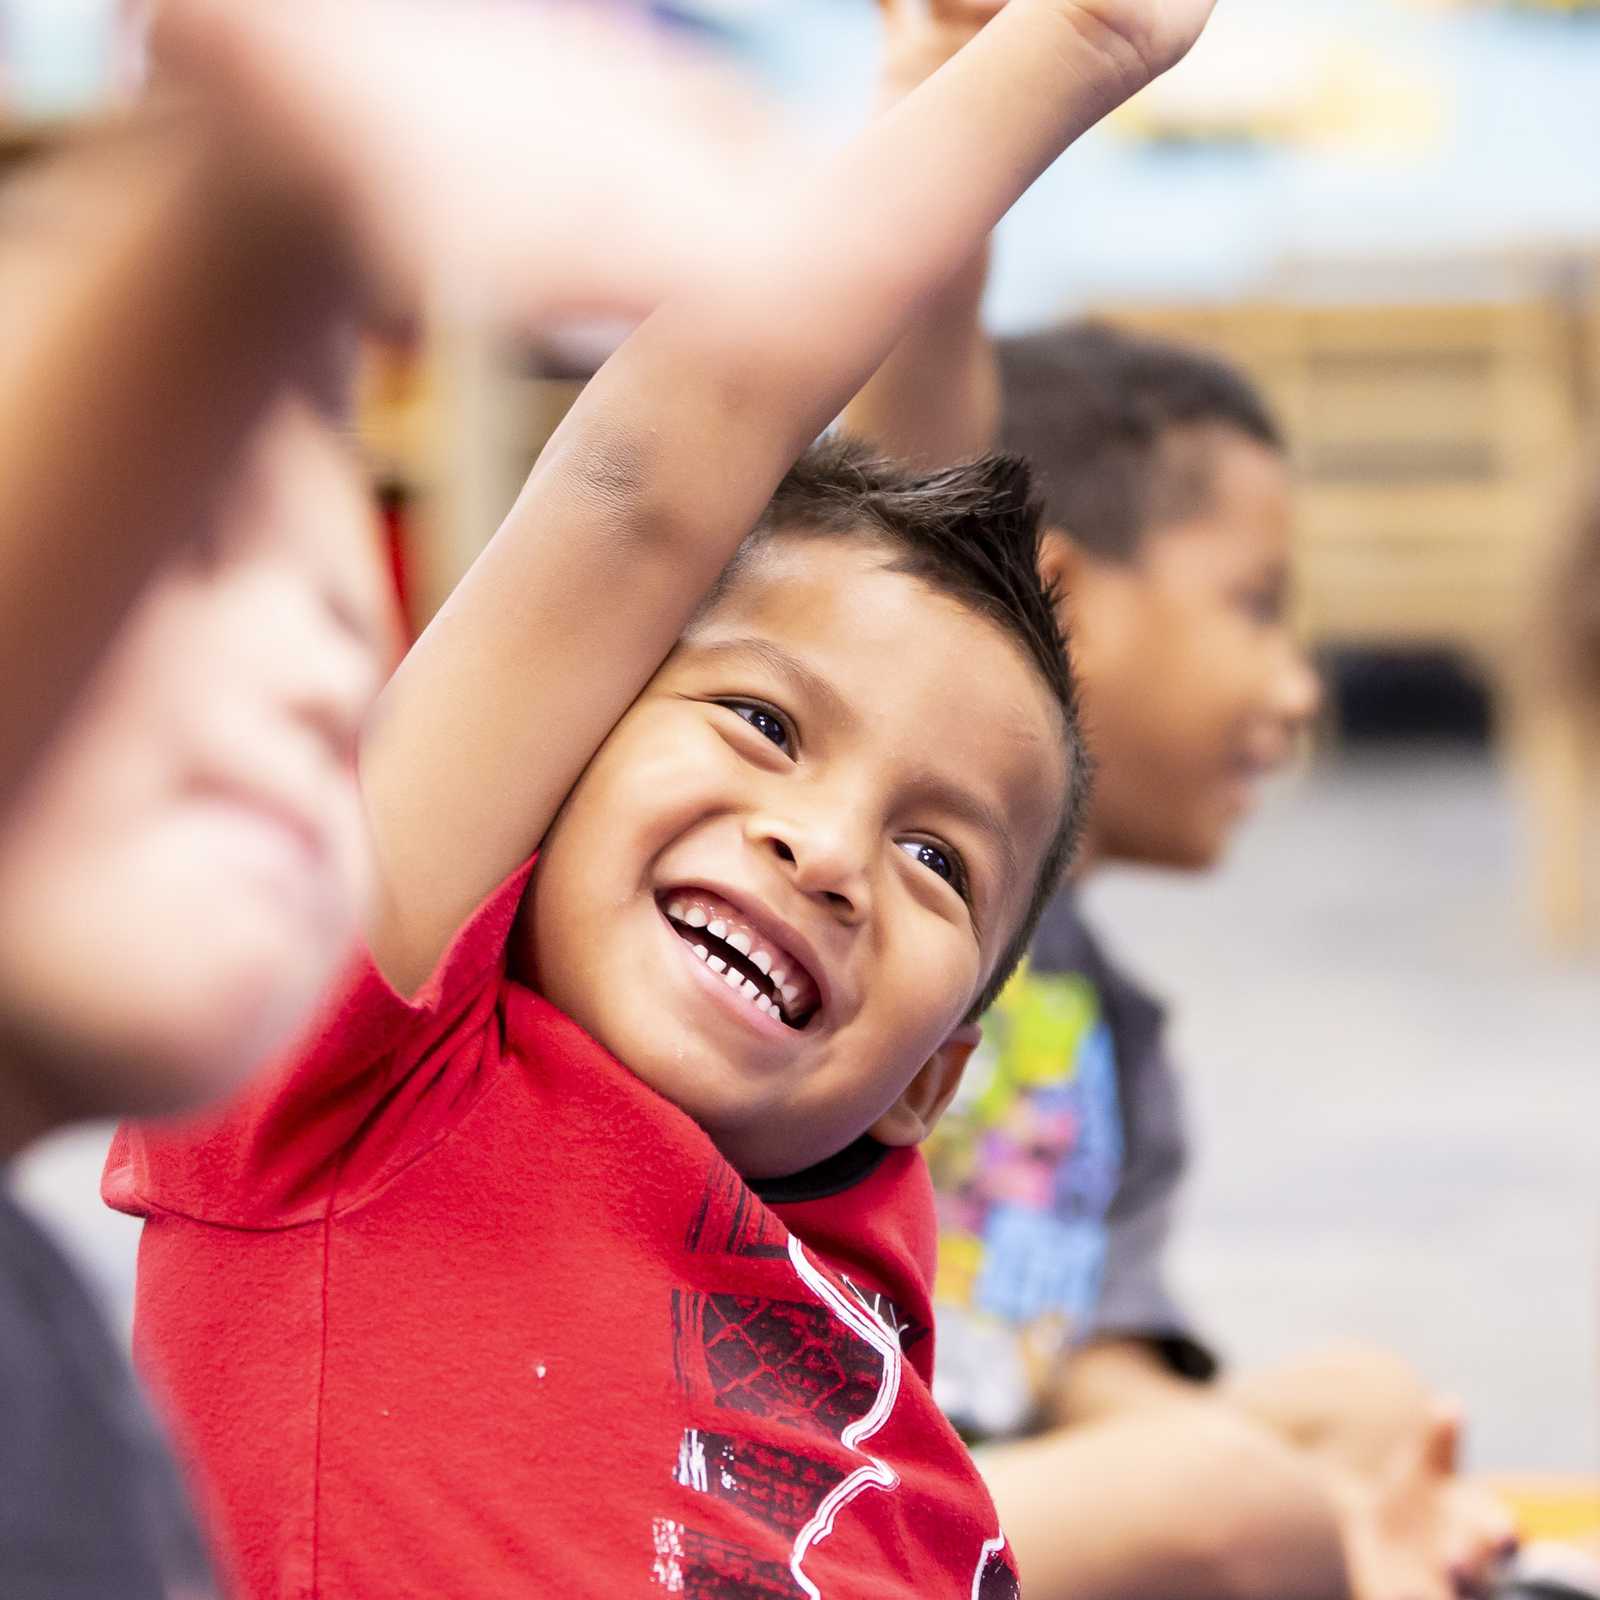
[1038,0,1169,97]
[879,37,967,104]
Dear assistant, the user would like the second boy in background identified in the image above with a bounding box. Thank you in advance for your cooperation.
[848,4,1519,1598]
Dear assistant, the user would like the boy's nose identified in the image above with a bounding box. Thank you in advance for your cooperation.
[747,812,871,925]
[1274,641,1322,732]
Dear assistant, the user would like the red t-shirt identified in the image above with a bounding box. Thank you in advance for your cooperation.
[105,862,1020,1599]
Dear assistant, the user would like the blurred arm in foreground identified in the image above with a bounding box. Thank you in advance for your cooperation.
[0,0,776,822]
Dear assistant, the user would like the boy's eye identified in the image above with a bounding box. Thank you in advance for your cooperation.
[900,838,958,886]
[726,702,791,752]
[1236,576,1288,626]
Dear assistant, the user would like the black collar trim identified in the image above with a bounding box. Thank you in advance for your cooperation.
[750,1135,891,1206]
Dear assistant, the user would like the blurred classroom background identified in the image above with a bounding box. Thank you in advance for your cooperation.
[5,0,1600,1489]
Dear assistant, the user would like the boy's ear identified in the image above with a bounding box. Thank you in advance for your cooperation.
[868,1023,981,1149]
[1038,525,1086,598]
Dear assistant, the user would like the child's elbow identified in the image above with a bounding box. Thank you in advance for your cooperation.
[543,414,690,554]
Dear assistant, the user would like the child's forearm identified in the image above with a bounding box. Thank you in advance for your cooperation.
[841,8,1004,465]
[593,0,1145,502]
[842,241,998,465]
[0,112,351,821]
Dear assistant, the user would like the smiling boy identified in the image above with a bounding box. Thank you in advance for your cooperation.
[108,1,1219,1594]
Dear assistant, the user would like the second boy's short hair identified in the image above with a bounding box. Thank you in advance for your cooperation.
[713,435,1089,1019]
[998,320,1283,562]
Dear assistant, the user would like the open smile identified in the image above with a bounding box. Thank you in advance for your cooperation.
[656,888,821,1032]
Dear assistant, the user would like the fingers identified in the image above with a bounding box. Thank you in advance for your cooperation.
[1421,1401,1462,1481]
[1442,1483,1520,1598]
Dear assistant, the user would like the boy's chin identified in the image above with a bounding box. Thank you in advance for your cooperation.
[1101,797,1237,874]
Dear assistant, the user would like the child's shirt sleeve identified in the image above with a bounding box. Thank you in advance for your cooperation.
[1083,1035,1217,1380]
[103,858,537,1230]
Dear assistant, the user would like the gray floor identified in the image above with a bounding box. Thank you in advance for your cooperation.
[1086,746,1600,1473]
[12,747,1600,1471]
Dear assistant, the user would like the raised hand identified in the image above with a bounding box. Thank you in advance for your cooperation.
[878,0,1218,112]
[877,0,1007,92]
[1056,0,1221,83]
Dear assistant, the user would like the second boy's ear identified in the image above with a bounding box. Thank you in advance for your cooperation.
[869,1023,981,1149]
[1038,526,1086,599]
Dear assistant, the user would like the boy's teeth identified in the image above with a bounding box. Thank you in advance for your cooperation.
[667,894,818,1026]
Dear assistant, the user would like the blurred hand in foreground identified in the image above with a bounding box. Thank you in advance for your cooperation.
[1330,1403,1519,1600]
[154,0,787,330]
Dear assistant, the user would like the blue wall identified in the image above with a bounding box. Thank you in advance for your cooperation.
[729,0,1600,330]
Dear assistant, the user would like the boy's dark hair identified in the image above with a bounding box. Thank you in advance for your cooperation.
[721,434,1088,1019]
[997,320,1284,562]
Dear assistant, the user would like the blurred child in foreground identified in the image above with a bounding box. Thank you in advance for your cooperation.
[845,7,1519,1598]
[0,2,775,1592]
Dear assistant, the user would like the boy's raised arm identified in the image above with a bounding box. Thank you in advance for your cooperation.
[843,1,1007,465]
[363,0,1218,992]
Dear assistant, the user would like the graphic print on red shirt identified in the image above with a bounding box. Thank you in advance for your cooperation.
[660,1158,941,1598]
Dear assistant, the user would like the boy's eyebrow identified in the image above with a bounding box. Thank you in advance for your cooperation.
[687,636,856,729]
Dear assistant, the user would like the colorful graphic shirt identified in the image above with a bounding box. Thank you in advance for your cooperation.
[106,859,1017,1600]
[925,892,1211,1442]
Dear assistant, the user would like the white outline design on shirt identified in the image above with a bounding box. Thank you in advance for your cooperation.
[971,1531,1008,1600]
[784,1233,902,1599]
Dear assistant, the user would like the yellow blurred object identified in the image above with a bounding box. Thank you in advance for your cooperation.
[1486,1476,1600,1543]
[1112,38,1445,156]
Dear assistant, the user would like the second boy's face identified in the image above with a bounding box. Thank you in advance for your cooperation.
[1065,430,1321,871]
[526,537,1067,1179]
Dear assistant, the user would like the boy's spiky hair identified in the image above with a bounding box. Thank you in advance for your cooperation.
[998,320,1283,562]
[718,433,1089,1019]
